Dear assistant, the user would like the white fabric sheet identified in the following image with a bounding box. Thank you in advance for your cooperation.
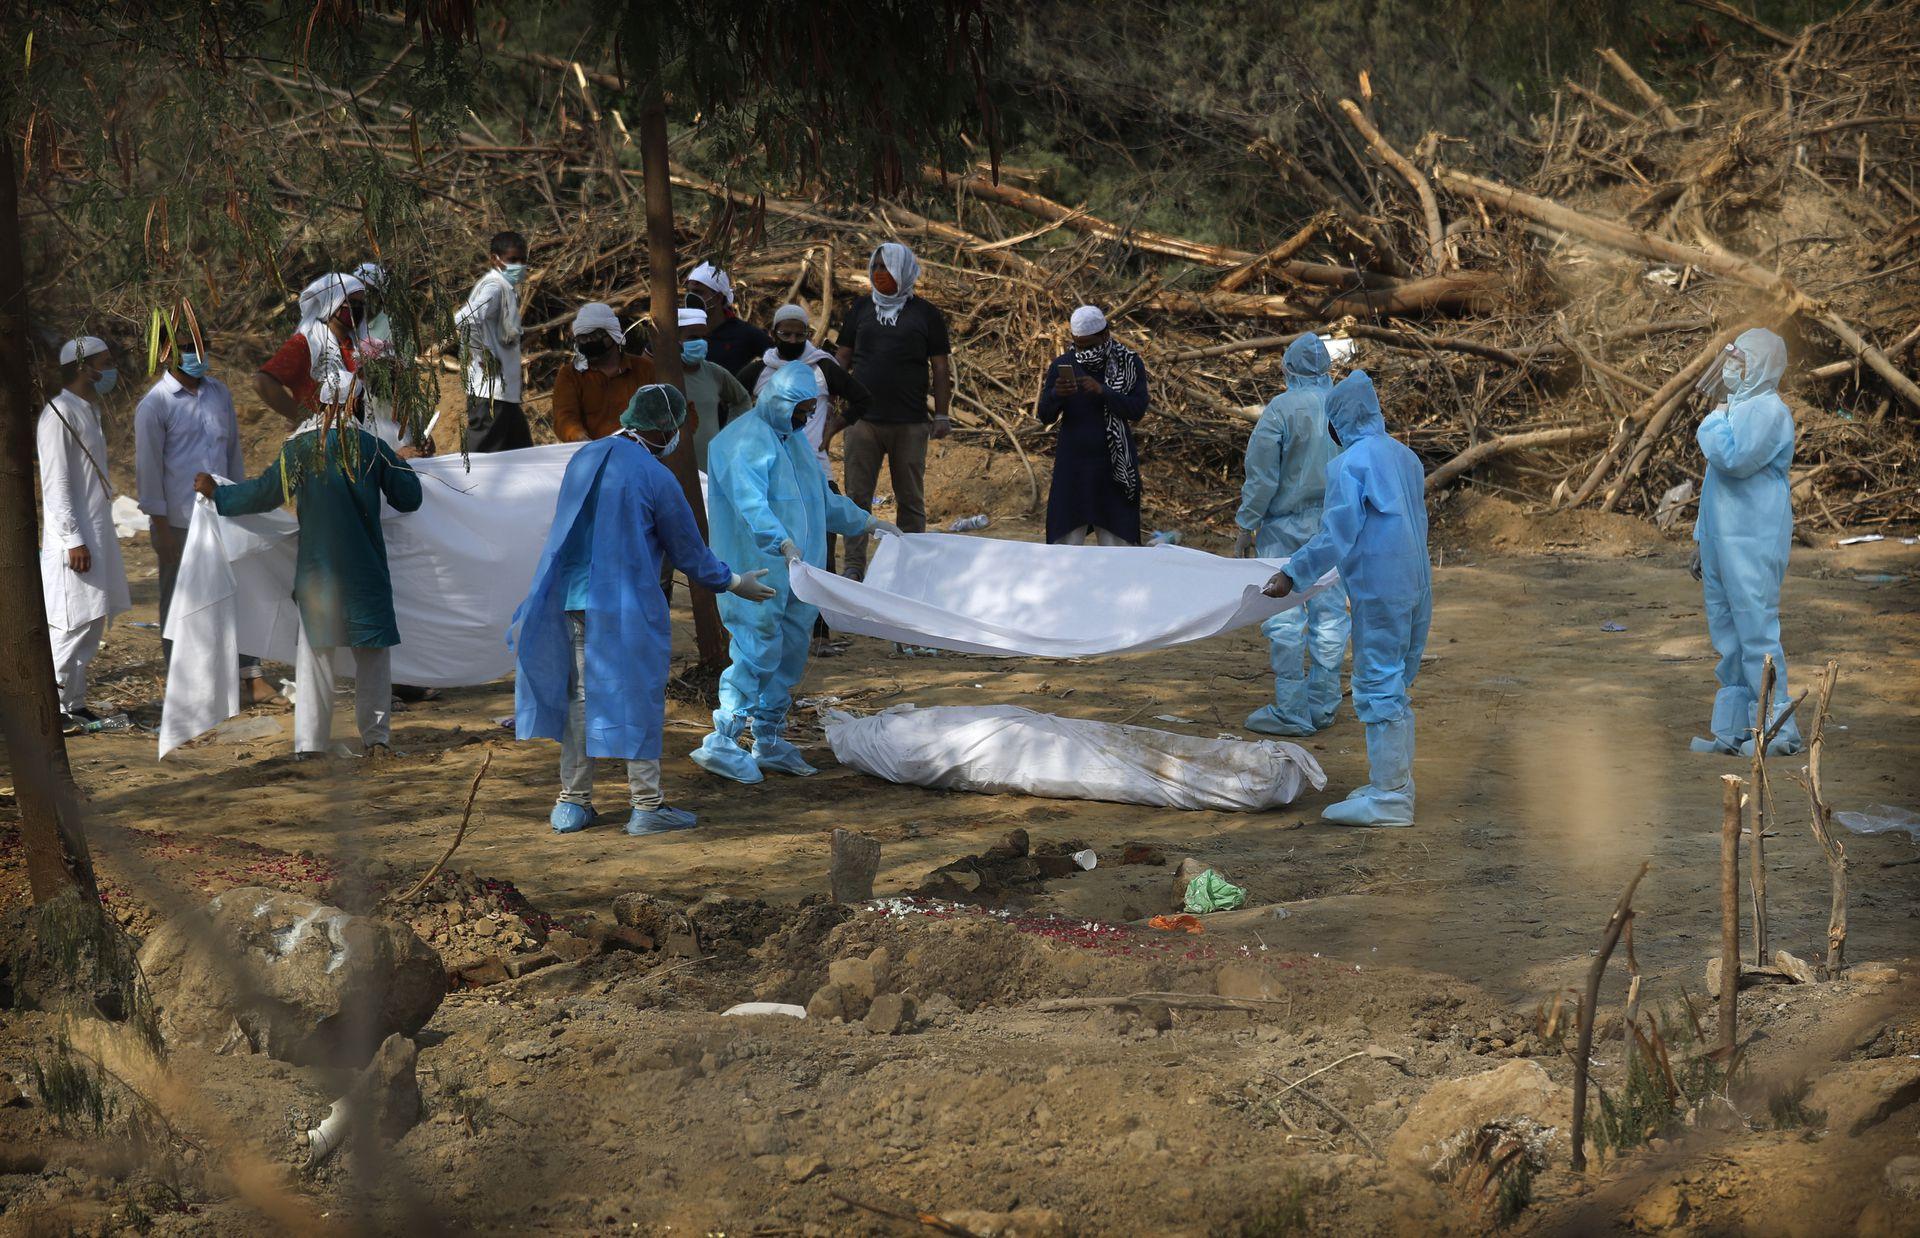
[160,443,584,757]
[825,704,1326,812]
[790,532,1333,658]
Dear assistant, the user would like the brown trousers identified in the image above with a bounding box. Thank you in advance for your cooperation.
[840,419,929,579]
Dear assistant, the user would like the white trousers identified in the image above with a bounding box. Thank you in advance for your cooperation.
[558,613,664,809]
[294,624,393,754]
[51,617,106,713]
[1056,525,1129,547]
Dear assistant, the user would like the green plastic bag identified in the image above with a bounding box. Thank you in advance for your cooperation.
[1182,869,1247,914]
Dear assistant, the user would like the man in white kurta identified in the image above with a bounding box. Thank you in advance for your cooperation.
[38,336,130,722]
[134,333,270,697]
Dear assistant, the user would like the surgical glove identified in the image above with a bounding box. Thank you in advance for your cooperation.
[1233,529,1255,558]
[779,539,803,564]
[728,569,776,602]
[868,517,904,539]
[1688,547,1702,582]
[1262,571,1295,599]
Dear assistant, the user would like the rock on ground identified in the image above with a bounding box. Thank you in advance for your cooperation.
[1803,1058,1920,1136]
[1387,1059,1574,1172]
[136,886,445,1066]
[355,1033,421,1142]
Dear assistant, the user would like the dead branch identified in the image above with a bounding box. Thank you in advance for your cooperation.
[1217,212,1334,293]
[1801,660,1847,974]
[1570,858,1650,1173]
[385,748,492,906]
[932,168,1256,268]
[1597,48,1686,130]
[1426,424,1609,491]
[1678,0,1794,47]
[1719,775,1744,1053]
[1338,99,1447,272]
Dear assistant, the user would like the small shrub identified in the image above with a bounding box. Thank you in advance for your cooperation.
[28,1034,116,1132]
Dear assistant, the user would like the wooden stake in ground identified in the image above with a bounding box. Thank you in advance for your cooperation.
[1801,659,1847,974]
[829,829,880,904]
[1569,860,1650,1173]
[1749,656,1775,966]
[1719,774,1744,1053]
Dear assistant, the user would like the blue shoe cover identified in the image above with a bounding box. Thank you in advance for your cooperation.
[1322,713,1415,827]
[626,805,700,836]
[1245,701,1317,737]
[753,734,818,776]
[691,730,764,784]
[550,801,594,834]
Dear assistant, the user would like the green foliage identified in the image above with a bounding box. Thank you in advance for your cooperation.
[1592,1000,1740,1155]
[1494,1156,1535,1226]
[10,2,483,444]
[593,0,1004,196]
[29,1032,116,1133]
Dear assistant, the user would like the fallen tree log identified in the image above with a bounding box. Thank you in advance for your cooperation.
[1598,47,1686,131]
[1338,99,1447,273]
[1148,272,1504,322]
[929,168,1256,268]
[1159,325,1525,367]
[1216,212,1332,293]
[1426,424,1609,492]
[1245,136,1413,277]
[1437,169,1920,411]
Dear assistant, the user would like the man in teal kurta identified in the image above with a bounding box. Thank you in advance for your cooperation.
[196,406,423,757]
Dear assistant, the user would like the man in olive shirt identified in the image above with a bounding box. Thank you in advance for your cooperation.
[834,242,950,579]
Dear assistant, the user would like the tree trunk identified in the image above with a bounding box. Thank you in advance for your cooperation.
[638,91,726,671]
[1148,272,1505,321]
[0,130,98,904]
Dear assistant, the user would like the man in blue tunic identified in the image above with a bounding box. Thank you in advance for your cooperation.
[693,365,898,783]
[1688,327,1803,756]
[1261,371,1430,827]
[1234,333,1350,735]
[1035,305,1150,546]
[510,385,776,835]
[196,378,423,758]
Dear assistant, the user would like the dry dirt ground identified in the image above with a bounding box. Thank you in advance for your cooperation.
[3,420,1918,1235]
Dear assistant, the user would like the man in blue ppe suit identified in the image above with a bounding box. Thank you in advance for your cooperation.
[510,384,777,835]
[1688,326,1803,756]
[694,365,899,783]
[1262,371,1430,827]
[1234,333,1350,735]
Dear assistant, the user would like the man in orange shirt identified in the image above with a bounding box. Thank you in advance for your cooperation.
[551,302,654,441]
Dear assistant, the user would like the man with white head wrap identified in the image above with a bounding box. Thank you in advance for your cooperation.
[676,304,754,472]
[1035,305,1150,547]
[552,301,654,442]
[834,242,951,579]
[684,260,773,375]
[736,302,872,471]
[255,272,366,427]
[455,229,533,452]
[195,372,423,758]
[39,335,129,727]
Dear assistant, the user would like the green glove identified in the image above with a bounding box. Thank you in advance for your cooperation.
[1182,868,1247,914]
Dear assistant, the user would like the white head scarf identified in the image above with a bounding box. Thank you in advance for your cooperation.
[868,243,920,326]
[678,306,709,328]
[352,261,388,290]
[570,302,627,371]
[60,336,109,365]
[297,272,366,328]
[1070,305,1108,337]
[687,262,733,305]
[772,303,810,329]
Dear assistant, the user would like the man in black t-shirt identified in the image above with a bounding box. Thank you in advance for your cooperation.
[832,242,951,579]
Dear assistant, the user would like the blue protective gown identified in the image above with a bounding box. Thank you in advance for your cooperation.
[509,435,734,761]
[1691,327,1802,755]
[1282,371,1431,825]
[705,364,872,736]
[1236,334,1351,734]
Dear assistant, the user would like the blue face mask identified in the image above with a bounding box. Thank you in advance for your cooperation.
[178,353,209,379]
[500,262,528,286]
[93,367,119,395]
[681,338,709,364]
